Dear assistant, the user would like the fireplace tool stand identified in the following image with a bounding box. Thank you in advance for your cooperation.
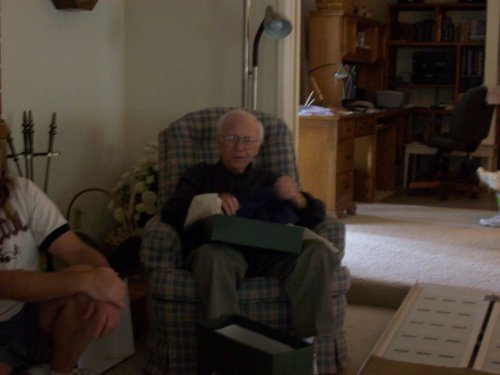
[5,111,60,194]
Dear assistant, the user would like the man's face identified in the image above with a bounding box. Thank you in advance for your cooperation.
[217,112,262,174]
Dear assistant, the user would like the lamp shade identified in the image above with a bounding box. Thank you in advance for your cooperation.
[263,6,292,39]
[333,64,349,79]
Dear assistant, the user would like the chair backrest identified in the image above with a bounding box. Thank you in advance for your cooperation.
[158,107,299,205]
[449,85,494,151]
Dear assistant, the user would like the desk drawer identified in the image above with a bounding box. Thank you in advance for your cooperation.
[336,171,353,203]
[355,118,376,137]
[338,120,355,139]
[337,141,354,173]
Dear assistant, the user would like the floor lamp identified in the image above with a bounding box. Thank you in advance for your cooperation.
[242,1,292,110]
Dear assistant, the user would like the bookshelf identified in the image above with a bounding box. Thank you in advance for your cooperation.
[386,2,486,106]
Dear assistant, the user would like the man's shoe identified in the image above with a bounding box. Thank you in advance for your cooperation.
[479,213,500,227]
[477,167,500,191]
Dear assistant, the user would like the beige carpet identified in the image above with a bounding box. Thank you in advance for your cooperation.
[341,203,500,306]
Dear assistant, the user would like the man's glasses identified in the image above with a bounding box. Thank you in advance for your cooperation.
[222,134,260,147]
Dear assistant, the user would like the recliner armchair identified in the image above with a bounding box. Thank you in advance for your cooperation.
[140,107,351,375]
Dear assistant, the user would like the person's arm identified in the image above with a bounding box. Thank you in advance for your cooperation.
[0,266,124,309]
[274,175,326,228]
[50,230,126,338]
[47,230,126,306]
[0,229,125,310]
[48,230,109,269]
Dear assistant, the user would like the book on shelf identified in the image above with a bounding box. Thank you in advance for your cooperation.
[458,19,486,42]
[364,283,500,374]
[461,47,484,77]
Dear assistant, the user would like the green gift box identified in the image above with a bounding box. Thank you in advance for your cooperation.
[197,314,313,375]
[187,214,304,254]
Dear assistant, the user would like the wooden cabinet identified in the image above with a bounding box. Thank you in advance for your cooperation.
[386,2,486,105]
[298,110,408,216]
[298,116,356,217]
[298,114,382,217]
[309,10,386,107]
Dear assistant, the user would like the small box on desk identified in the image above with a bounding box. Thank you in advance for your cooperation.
[186,214,304,254]
[197,315,313,375]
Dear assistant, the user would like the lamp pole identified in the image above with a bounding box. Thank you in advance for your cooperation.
[242,2,292,110]
[242,0,252,109]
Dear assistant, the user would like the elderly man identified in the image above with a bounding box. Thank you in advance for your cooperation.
[161,109,339,339]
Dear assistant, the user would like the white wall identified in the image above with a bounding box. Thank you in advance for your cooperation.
[123,0,283,162]
[2,0,126,214]
[1,0,281,219]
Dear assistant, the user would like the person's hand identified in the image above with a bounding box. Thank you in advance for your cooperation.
[84,267,126,310]
[219,192,240,215]
[83,300,122,339]
[274,176,307,208]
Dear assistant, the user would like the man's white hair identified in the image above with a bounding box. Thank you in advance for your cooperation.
[216,109,264,144]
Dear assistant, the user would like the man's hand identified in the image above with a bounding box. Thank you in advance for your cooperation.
[83,300,122,339]
[84,267,127,310]
[219,192,240,215]
[274,176,306,208]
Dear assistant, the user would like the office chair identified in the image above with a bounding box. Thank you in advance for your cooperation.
[407,85,495,200]
[140,107,351,375]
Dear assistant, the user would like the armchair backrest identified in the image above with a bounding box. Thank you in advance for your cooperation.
[158,107,299,205]
[449,85,494,151]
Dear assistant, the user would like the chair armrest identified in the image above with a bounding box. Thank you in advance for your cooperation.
[139,214,184,270]
[313,215,345,259]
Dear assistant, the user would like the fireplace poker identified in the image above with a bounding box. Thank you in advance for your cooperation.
[27,111,35,181]
[6,129,23,176]
[21,111,29,179]
[43,112,57,193]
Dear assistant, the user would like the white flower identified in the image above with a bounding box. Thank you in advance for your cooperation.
[136,202,146,213]
[142,190,157,205]
[113,207,127,224]
[133,181,146,193]
[109,143,159,231]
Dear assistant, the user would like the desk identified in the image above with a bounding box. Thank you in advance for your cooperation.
[298,109,408,217]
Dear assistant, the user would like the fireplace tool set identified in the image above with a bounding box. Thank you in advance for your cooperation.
[5,111,60,193]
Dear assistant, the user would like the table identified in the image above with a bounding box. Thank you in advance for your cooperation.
[298,109,408,217]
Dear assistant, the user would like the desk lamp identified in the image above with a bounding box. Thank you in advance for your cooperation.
[242,2,292,110]
[308,63,349,106]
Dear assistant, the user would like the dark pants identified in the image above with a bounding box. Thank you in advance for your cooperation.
[186,239,339,338]
[0,304,50,371]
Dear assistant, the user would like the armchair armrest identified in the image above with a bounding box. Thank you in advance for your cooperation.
[140,214,184,271]
[313,215,345,260]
